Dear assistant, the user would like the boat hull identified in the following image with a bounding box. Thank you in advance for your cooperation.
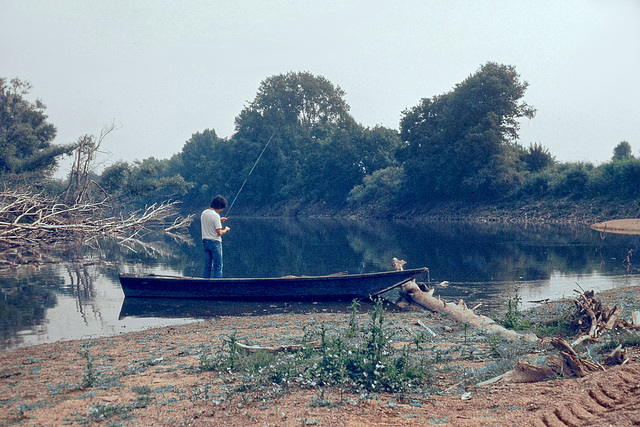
[118,268,427,300]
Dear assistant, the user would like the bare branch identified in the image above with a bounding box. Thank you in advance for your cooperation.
[0,189,193,267]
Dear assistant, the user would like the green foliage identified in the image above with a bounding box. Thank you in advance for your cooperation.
[348,166,405,206]
[399,62,535,201]
[346,299,361,338]
[599,329,640,351]
[612,140,633,161]
[99,161,131,194]
[516,170,553,197]
[552,162,593,199]
[79,343,98,388]
[591,156,640,199]
[83,66,638,211]
[159,72,400,209]
[533,316,575,338]
[0,77,74,180]
[98,157,192,203]
[309,299,429,393]
[521,142,555,172]
[240,71,352,130]
[231,72,359,205]
[197,299,429,395]
[501,287,530,331]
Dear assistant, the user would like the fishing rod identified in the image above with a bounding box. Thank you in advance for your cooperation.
[225,133,275,216]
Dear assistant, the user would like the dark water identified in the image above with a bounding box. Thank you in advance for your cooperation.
[1,218,639,351]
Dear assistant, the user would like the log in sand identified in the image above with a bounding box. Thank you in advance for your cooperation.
[392,258,538,343]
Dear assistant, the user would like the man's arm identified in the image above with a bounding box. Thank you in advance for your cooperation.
[217,217,230,236]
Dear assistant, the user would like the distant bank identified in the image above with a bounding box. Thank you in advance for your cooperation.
[232,198,640,225]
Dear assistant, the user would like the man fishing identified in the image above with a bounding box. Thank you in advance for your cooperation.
[201,195,230,278]
[200,135,272,278]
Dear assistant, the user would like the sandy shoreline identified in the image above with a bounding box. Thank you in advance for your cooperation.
[1,285,640,426]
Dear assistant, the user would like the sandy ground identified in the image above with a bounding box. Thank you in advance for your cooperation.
[591,218,640,235]
[1,287,640,426]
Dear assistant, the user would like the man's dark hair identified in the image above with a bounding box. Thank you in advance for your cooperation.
[210,195,228,210]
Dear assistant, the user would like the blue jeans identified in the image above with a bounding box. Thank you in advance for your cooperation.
[203,239,223,278]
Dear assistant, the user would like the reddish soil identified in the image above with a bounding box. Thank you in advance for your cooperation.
[1,287,640,426]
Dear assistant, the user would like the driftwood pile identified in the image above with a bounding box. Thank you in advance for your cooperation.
[0,188,193,266]
[572,289,628,346]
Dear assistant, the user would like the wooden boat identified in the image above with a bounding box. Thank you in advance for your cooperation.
[118,267,427,300]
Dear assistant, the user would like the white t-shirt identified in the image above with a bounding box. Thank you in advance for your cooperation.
[201,209,223,242]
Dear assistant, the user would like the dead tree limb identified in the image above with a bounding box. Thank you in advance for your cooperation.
[235,341,321,353]
[0,188,193,267]
[393,258,538,343]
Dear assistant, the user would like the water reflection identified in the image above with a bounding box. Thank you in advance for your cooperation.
[1,219,639,351]
[119,298,361,320]
[0,267,61,349]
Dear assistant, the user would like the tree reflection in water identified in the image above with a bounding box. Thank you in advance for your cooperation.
[0,267,61,349]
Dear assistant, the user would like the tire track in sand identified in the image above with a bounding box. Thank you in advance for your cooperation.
[537,364,640,426]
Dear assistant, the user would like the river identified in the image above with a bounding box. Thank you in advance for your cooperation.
[1,218,638,351]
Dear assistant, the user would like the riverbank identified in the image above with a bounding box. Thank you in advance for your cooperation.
[1,285,639,426]
[240,197,640,225]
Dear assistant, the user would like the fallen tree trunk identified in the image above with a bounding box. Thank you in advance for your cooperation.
[393,258,538,343]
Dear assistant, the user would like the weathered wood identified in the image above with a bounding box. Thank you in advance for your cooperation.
[0,188,193,266]
[393,258,538,343]
[572,289,624,346]
[235,341,321,353]
[550,337,604,377]
[604,344,627,366]
[476,360,558,387]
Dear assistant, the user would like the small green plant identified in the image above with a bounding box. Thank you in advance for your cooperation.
[198,331,240,371]
[533,316,575,337]
[346,299,361,338]
[79,343,98,388]
[317,298,425,393]
[501,287,530,331]
[131,385,153,395]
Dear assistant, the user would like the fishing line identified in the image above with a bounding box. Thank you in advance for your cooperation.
[226,133,275,216]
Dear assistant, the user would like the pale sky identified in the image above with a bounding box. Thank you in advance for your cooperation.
[2,0,639,177]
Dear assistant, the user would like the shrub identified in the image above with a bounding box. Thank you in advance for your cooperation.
[592,157,640,198]
[347,166,405,207]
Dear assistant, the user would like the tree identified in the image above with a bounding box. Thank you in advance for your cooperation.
[303,125,402,202]
[169,129,243,205]
[0,77,74,180]
[232,72,360,205]
[99,161,131,194]
[613,141,633,161]
[238,71,352,132]
[522,143,555,172]
[176,129,220,184]
[399,62,536,201]
[64,123,116,204]
[124,157,191,201]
